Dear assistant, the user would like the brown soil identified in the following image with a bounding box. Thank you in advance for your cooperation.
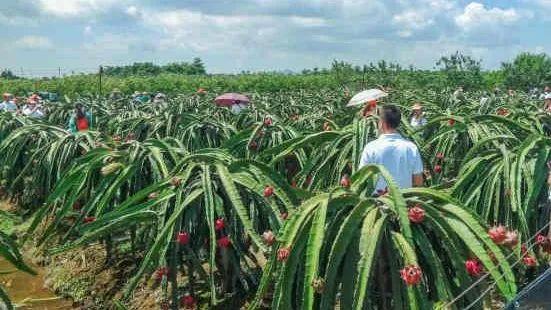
[2,199,159,310]
[0,256,73,310]
[26,243,160,310]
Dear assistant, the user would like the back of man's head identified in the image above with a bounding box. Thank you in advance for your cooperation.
[380,105,401,129]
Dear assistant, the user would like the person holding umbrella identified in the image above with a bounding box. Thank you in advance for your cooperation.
[359,105,424,193]
[409,103,427,128]
[347,89,388,118]
[231,100,248,114]
[215,93,250,115]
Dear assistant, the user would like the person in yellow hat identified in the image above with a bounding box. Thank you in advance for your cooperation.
[409,103,427,128]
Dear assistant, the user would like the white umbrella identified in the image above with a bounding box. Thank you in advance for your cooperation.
[347,89,388,107]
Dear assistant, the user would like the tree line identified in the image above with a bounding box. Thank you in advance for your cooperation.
[1,52,550,95]
[305,52,551,90]
[102,57,206,77]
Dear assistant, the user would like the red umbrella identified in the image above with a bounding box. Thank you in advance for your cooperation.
[214,93,250,107]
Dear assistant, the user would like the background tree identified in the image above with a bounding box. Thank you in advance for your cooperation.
[103,58,207,77]
[501,52,551,90]
[191,57,207,75]
[436,51,483,90]
[0,70,19,80]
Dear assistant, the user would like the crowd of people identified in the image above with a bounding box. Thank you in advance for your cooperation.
[2,86,551,187]
[362,85,551,193]
[1,92,46,118]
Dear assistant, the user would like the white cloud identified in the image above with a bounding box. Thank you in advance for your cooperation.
[426,0,455,10]
[15,35,53,49]
[37,0,122,17]
[3,0,544,72]
[289,16,328,27]
[392,10,435,37]
[532,0,551,8]
[455,2,523,31]
[83,33,136,53]
[390,0,457,38]
[129,8,330,53]
[0,12,35,26]
[125,5,140,17]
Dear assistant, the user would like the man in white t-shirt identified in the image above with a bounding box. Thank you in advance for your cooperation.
[359,105,424,192]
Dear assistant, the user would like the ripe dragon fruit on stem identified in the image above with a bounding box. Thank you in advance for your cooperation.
[154,267,169,280]
[217,235,232,248]
[408,205,425,223]
[535,234,548,246]
[263,185,274,198]
[523,255,537,267]
[180,294,196,309]
[488,225,507,244]
[214,218,225,231]
[465,259,483,277]
[400,265,422,286]
[176,231,190,245]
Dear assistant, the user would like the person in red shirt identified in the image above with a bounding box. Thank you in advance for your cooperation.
[68,104,93,133]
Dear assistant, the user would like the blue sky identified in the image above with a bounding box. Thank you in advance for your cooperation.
[1,0,550,75]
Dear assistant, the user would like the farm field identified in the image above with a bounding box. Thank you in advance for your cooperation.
[0,67,550,310]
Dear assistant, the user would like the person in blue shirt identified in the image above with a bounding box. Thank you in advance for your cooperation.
[139,92,150,103]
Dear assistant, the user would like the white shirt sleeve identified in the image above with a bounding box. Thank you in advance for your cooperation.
[359,146,370,169]
[410,146,424,175]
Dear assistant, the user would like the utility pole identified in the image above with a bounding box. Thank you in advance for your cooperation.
[58,67,61,78]
[98,65,103,99]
